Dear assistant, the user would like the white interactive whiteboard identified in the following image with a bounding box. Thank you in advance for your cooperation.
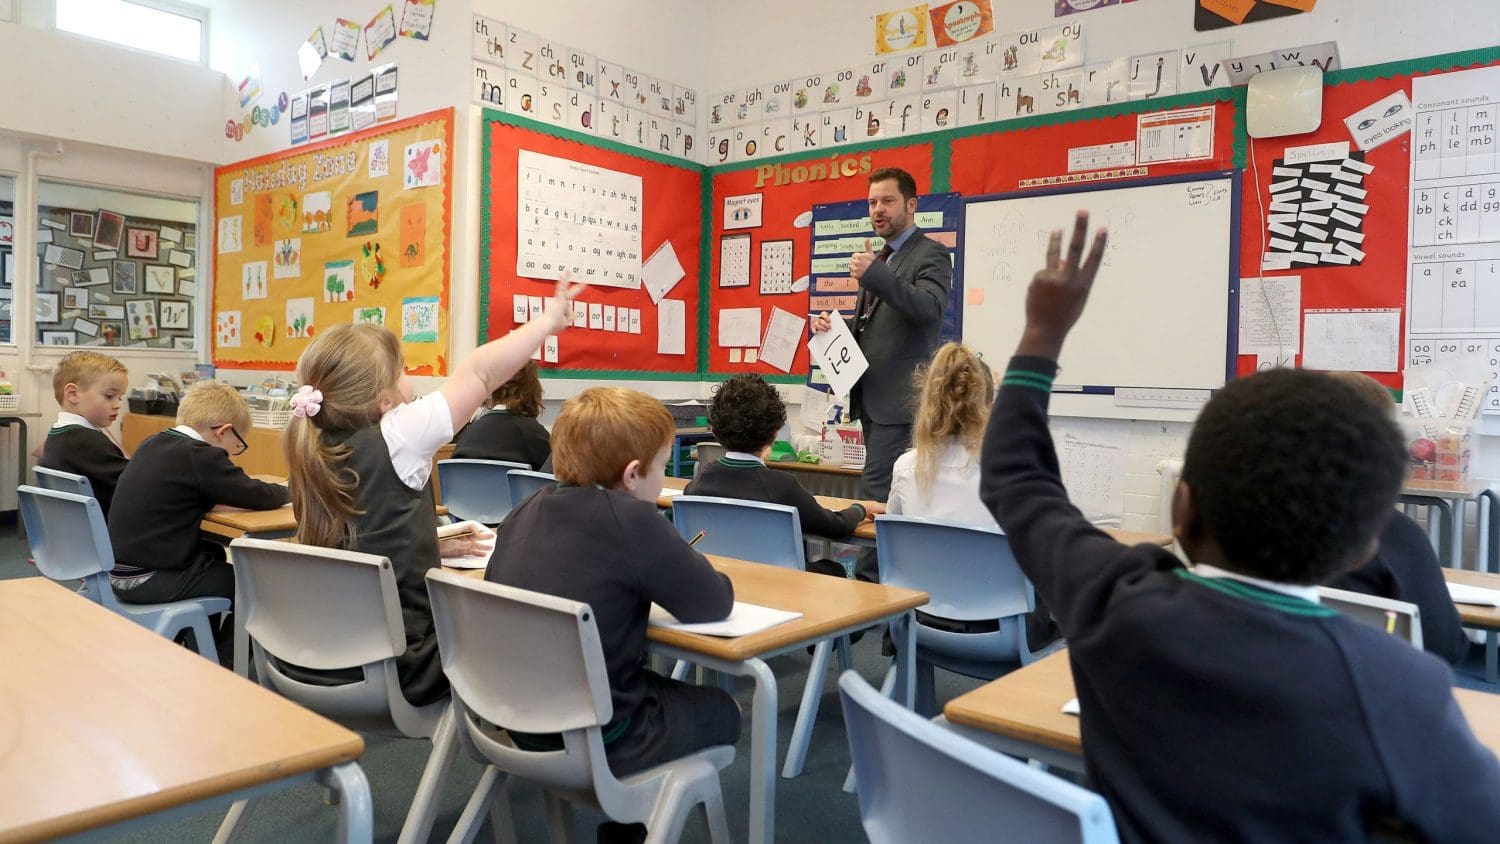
[961,172,1240,396]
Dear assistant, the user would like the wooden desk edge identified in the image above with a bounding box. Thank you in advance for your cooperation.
[646,591,929,660]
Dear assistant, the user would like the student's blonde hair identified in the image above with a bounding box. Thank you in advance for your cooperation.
[1328,371,1396,417]
[910,343,994,495]
[552,387,673,488]
[177,381,251,432]
[53,351,127,403]
[285,323,403,548]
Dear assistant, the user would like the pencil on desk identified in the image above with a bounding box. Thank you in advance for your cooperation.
[688,530,707,547]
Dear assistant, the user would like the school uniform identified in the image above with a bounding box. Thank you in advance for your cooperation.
[39,411,128,517]
[686,452,866,540]
[486,484,740,776]
[452,406,551,470]
[1329,511,1469,665]
[980,356,1500,843]
[107,426,288,605]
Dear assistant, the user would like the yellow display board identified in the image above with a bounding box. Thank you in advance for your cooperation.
[212,108,453,373]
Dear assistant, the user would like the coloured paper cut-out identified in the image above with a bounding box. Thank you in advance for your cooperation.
[324,259,355,302]
[286,298,315,339]
[405,140,443,189]
[274,193,301,235]
[402,296,439,343]
[303,192,332,233]
[347,191,379,236]
[361,242,387,288]
[254,315,275,348]
[355,306,386,325]
[400,204,426,268]
[216,311,241,348]
[253,194,272,246]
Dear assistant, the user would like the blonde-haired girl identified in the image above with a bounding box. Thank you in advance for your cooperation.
[887,341,995,526]
[283,279,579,706]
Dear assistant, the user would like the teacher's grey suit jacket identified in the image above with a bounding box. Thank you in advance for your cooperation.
[850,227,952,425]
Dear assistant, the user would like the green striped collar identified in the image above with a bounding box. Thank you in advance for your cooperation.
[1174,569,1336,618]
[718,456,764,469]
[1002,368,1055,392]
[46,424,92,437]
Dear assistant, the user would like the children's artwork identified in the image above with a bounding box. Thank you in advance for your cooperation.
[324,259,355,302]
[399,0,435,40]
[126,299,157,340]
[64,288,88,309]
[274,193,301,236]
[286,298,315,339]
[369,140,390,178]
[253,315,276,348]
[98,320,123,346]
[46,245,85,270]
[69,212,94,238]
[404,140,443,189]
[242,261,268,300]
[365,5,398,60]
[173,337,195,350]
[42,332,75,346]
[144,264,175,294]
[331,18,361,61]
[298,26,328,81]
[347,191,379,236]
[253,193,273,246]
[1195,0,1312,30]
[302,192,332,233]
[355,306,386,325]
[930,0,994,44]
[36,293,58,323]
[125,227,158,259]
[1056,0,1137,16]
[93,211,124,250]
[400,204,425,268]
[360,242,387,288]
[216,311,242,348]
[402,296,439,342]
[273,238,302,279]
[90,304,125,319]
[160,300,190,330]
[111,260,138,294]
[79,267,110,287]
[218,215,243,254]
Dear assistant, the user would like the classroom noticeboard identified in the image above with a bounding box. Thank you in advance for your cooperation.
[962,171,1241,395]
[213,108,454,373]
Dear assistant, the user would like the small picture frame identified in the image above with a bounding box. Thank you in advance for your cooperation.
[35,292,59,323]
[159,299,190,330]
[143,264,174,295]
[63,288,88,310]
[125,227,159,260]
[93,210,125,251]
[69,212,95,239]
[42,331,75,346]
[112,260,138,294]
[98,320,124,346]
[126,298,158,340]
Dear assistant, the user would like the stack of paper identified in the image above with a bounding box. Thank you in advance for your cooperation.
[1447,582,1500,607]
[649,602,802,637]
[438,520,497,570]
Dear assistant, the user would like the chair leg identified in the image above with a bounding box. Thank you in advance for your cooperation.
[642,774,693,844]
[700,782,731,844]
[398,704,460,844]
[488,779,519,844]
[915,659,938,718]
[321,761,375,844]
[447,765,506,844]
[670,659,692,682]
[782,638,834,779]
[835,634,853,673]
[543,793,572,844]
[212,799,251,843]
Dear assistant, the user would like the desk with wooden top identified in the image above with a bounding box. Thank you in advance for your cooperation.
[0,578,371,843]
[448,554,929,844]
[1445,568,1500,683]
[766,460,862,498]
[1400,479,1498,572]
[941,649,1500,775]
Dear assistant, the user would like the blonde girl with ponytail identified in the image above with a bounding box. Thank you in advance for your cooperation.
[887,342,996,526]
[283,277,581,705]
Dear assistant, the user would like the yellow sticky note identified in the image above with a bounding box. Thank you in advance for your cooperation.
[1199,0,1256,24]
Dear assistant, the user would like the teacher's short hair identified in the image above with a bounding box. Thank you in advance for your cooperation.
[869,167,917,201]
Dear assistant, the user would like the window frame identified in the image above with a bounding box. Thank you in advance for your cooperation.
[53,0,210,67]
[0,171,18,348]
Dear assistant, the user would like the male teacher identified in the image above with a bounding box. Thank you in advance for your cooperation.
[813,167,952,502]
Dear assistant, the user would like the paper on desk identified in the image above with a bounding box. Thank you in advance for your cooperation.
[649,601,802,637]
[1447,582,1500,607]
[657,298,686,355]
[1301,309,1400,372]
[758,307,806,373]
[642,240,686,304]
[1061,697,1080,716]
[1238,276,1300,355]
[718,307,762,348]
[807,312,868,399]
[438,520,496,570]
[659,486,684,498]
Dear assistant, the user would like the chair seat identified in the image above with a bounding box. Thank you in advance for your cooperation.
[616,745,737,788]
[120,596,232,618]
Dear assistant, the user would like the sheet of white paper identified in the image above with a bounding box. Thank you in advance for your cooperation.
[642,240,686,304]
[1301,309,1400,372]
[1061,697,1081,716]
[516,149,642,288]
[758,307,806,373]
[659,486,684,499]
[718,307,762,347]
[807,313,869,399]
[657,298,686,355]
[648,601,802,637]
[800,387,834,432]
[1239,276,1301,356]
[1052,419,1127,522]
[438,521,497,569]
[1447,582,1500,607]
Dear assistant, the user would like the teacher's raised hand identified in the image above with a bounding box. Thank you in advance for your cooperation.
[849,238,877,280]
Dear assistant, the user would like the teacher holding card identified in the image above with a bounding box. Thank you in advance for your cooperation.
[812,167,952,506]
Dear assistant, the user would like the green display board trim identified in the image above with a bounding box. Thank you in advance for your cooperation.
[1323,45,1500,87]
[697,169,713,375]
[703,372,807,384]
[924,87,1236,143]
[1230,85,1248,170]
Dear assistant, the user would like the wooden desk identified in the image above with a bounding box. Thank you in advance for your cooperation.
[942,649,1500,773]
[448,554,928,844]
[203,499,448,541]
[1400,480,1496,571]
[1444,568,1500,684]
[767,460,862,498]
[0,578,371,843]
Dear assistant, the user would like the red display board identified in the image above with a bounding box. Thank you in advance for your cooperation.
[480,113,703,376]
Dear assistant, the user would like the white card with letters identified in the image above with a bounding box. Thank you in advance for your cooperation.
[720,232,751,287]
[759,239,794,294]
[517,149,641,288]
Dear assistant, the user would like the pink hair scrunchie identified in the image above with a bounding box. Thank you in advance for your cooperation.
[290,384,323,419]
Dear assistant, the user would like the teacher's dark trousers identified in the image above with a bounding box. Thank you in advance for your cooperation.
[855,420,911,583]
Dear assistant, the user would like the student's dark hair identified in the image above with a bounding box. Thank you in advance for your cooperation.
[1182,368,1405,585]
[869,167,918,201]
[709,374,787,453]
[486,361,543,418]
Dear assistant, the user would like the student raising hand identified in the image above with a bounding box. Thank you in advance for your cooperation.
[1016,212,1108,361]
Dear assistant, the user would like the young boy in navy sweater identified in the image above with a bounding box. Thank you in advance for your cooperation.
[981,213,1500,842]
[39,351,129,516]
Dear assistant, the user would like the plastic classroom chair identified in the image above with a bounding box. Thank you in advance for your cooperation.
[18,485,225,662]
[838,670,1119,844]
[437,458,529,525]
[32,465,96,498]
[1317,586,1425,650]
[693,442,726,477]
[505,468,555,510]
[425,569,733,844]
[220,538,454,843]
[671,494,854,779]
[875,515,1064,717]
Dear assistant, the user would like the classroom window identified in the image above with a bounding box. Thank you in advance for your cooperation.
[0,175,14,344]
[55,0,207,64]
[36,181,199,351]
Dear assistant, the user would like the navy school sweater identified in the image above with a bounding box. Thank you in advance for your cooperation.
[451,408,552,471]
[686,456,866,540]
[40,425,128,517]
[979,356,1500,844]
